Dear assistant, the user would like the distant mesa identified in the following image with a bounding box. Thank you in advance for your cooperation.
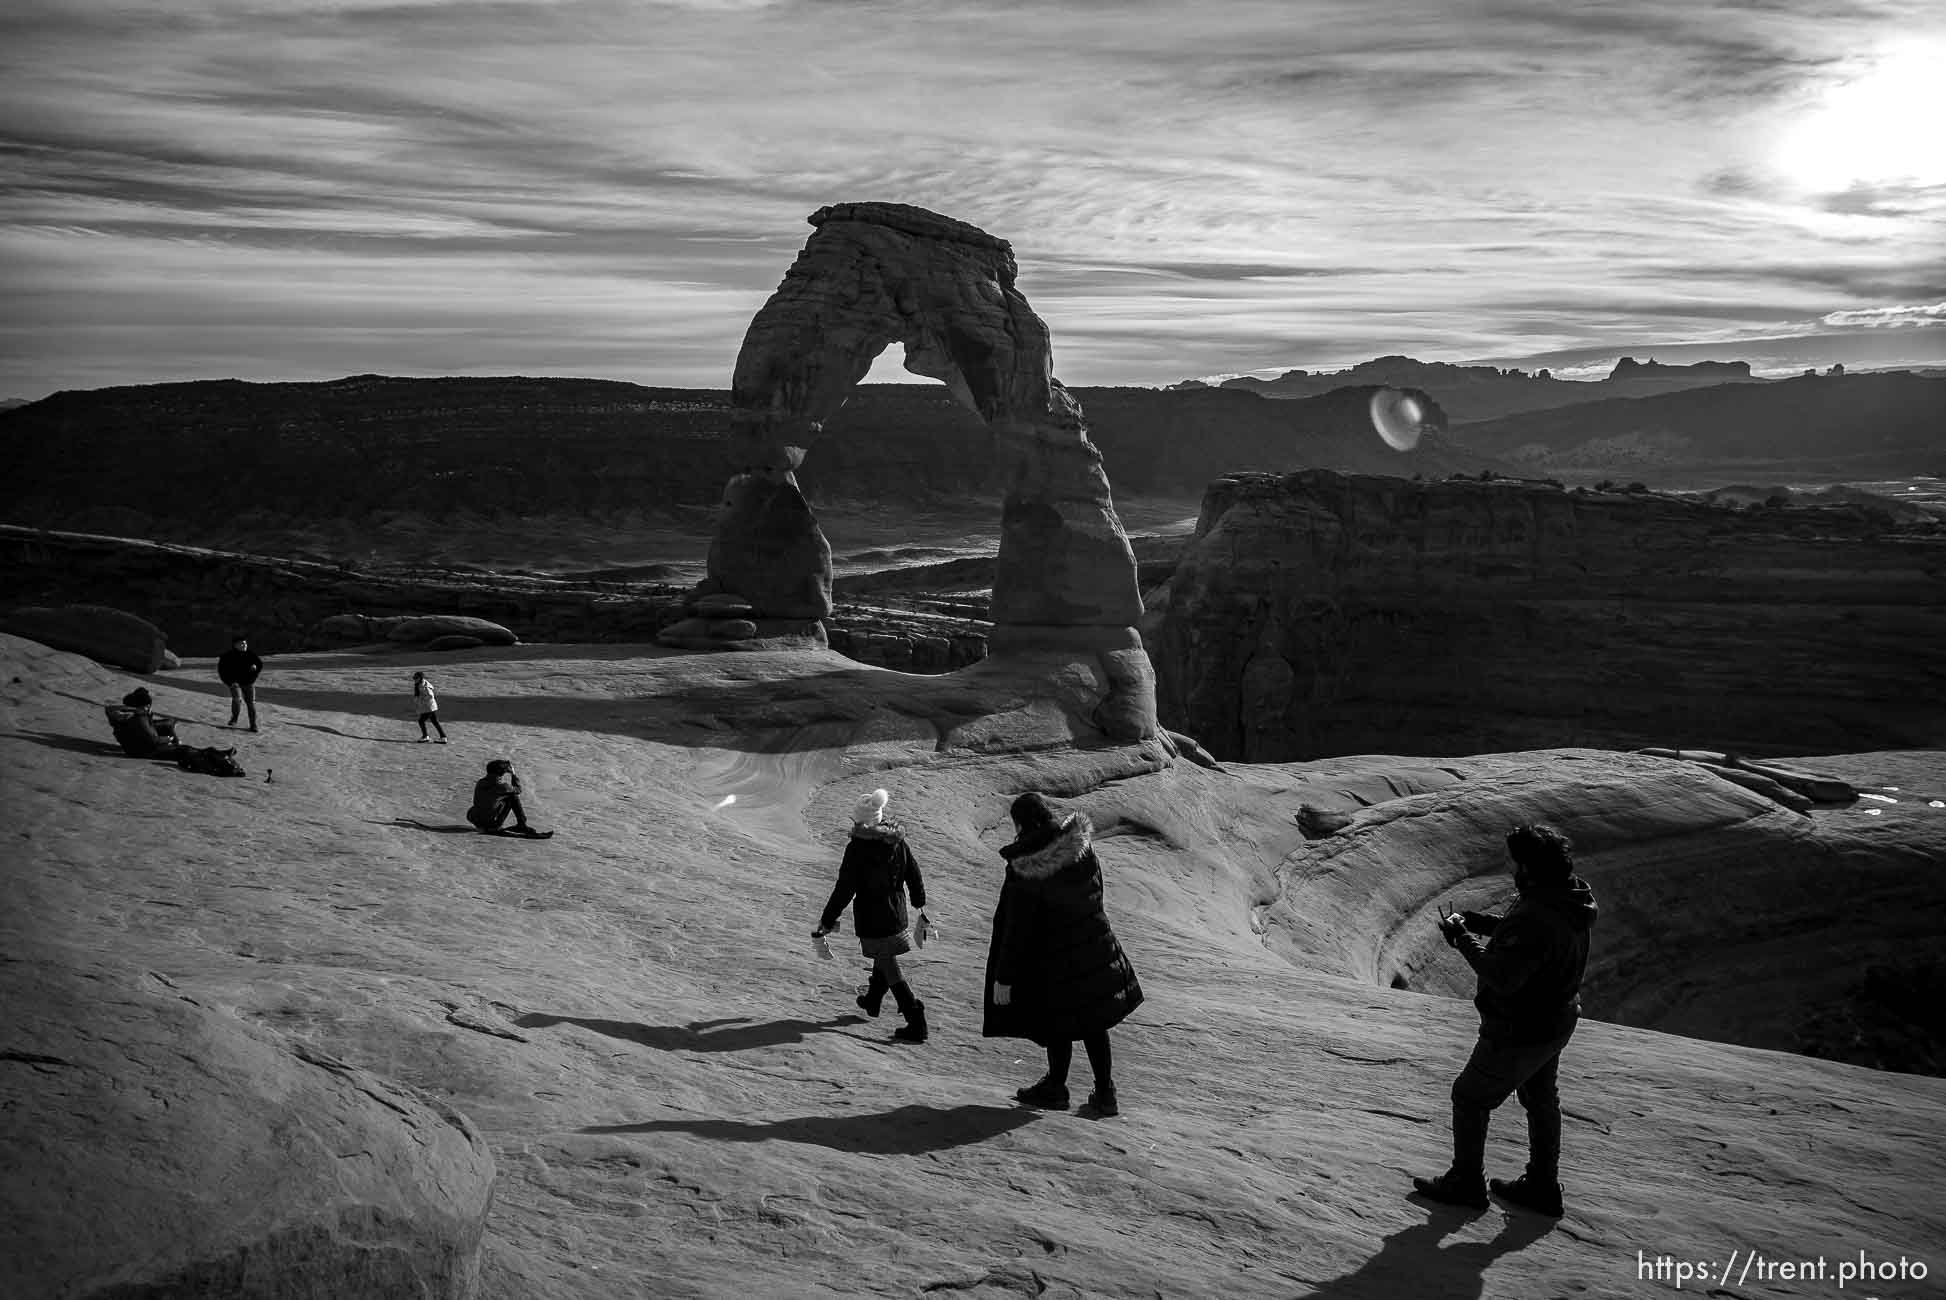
[1177,353,1767,423]
[1607,355,1751,381]
[682,200,1160,743]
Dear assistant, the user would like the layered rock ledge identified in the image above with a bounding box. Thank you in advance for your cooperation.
[1150,470,1946,761]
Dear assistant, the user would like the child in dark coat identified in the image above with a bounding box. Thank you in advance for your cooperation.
[813,789,931,1043]
[984,791,1144,1116]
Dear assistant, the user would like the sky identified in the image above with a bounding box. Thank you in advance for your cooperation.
[2,0,1943,399]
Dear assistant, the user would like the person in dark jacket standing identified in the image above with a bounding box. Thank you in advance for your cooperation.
[813,789,931,1043]
[1415,823,1598,1217]
[217,635,263,732]
[984,791,1144,1117]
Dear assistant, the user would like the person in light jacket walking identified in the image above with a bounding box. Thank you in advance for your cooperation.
[412,671,447,743]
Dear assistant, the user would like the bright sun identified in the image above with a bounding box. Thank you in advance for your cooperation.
[1775,37,1946,193]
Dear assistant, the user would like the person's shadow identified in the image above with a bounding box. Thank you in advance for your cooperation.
[580,1103,1038,1155]
[293,721,417,744]
[8,729,133,758]
[514,1013,864,1053]
[1300,1206,1554,1298]
[385,818,479,834]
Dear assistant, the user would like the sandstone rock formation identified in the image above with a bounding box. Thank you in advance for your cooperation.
[1,603,167,673]
[1150,469,1946,761]
[2,941,496,1298]
[689,202,1156,739]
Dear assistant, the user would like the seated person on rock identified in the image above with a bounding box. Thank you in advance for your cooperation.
[467,758,545,837]
[105,688,183,758]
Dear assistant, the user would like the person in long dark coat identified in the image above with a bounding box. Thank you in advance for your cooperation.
[983,791,1144,1116]
[813,789,931,1042]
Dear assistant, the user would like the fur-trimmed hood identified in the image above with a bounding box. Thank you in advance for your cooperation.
[849,820,906,845]
[1000,813,1093,882]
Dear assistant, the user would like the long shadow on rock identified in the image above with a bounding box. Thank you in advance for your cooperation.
[292,721,418,743]
[580,1103,1038,1155]
[515,1013,865,1053]
[7,729,137,758]
[386,818,481,834]
[151,659,995,753]
[1299,1209,1553,1299]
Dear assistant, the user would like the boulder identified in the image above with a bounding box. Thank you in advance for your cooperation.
[160,648,182,671]
[384,615,517,647]
[1,604,167,674]
[424,634,485,652]
[0,947,495,1297]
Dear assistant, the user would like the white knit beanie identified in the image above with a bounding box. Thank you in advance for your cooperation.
[852,788,889,826]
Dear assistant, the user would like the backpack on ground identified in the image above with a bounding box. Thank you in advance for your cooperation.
[177,746,246,778]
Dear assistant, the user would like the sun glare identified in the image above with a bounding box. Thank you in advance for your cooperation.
[1776,37,1946,193]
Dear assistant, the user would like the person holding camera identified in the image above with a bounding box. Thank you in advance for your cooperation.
[1415,823,1598,1217]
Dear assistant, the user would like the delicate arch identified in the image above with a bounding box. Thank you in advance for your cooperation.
[692,202,1157,741]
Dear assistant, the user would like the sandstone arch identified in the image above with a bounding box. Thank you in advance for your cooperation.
[686,201,1157,741]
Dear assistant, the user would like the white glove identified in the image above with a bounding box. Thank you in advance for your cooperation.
[992,982,1012,1006]
[811,933,833,961]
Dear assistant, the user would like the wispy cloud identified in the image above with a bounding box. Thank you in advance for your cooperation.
[1,0,1941,396]
[1823,301,1946,328]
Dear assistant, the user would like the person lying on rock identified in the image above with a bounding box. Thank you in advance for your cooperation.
[1415,823,1598,1218]
[105,687,183,759]
[985,791,1144,1118]
[812,788,931,1043]
[217,634,263,732]
[466,758,546,837]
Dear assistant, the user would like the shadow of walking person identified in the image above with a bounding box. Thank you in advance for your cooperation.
[1299,1208,1554,1299]
[514,1013,863,1053]
[580,1103,1039,1155]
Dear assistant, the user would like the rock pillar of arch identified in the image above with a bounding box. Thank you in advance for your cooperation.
[690,201,1158,742]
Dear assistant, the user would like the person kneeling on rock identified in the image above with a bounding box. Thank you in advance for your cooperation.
[812,789,930,1043]
[467,758,546,837]
[1415,823,1598,1217]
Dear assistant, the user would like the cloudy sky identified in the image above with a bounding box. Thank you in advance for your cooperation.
[3,0,1943,397]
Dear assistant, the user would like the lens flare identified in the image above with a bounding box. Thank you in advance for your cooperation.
[1369,388,1425,451]
[712,794,737,810]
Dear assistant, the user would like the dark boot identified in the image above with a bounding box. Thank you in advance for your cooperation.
[890,982,927,1042]
[856,970,889,1018]
[1413,1170,1489,1209]
[1414,1097,1491,1208]
[1490,1174,1564,1217]
[1015,1077,1070,1109]
[1083,1084,1119,1118]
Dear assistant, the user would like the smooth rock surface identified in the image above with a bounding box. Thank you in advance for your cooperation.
[4,633,1940,1298]
[1,940,495,1298]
